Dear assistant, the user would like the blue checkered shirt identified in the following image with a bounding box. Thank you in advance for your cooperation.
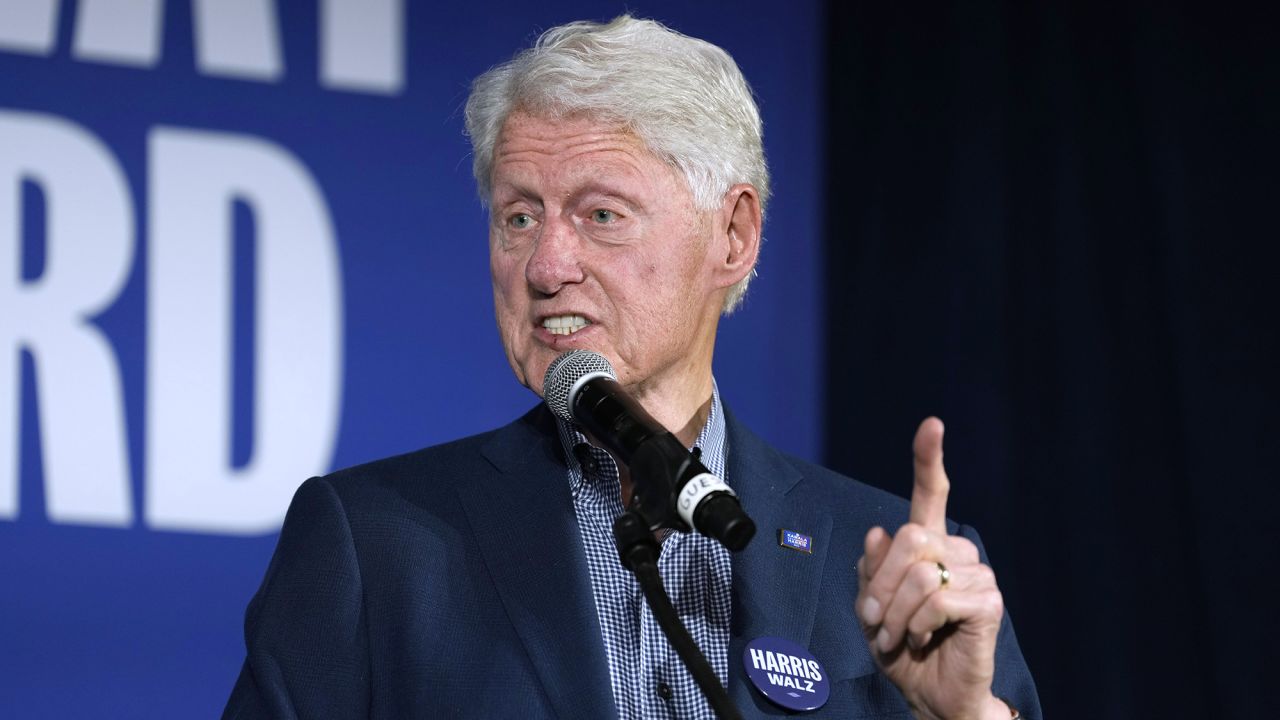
[556,382,732,720]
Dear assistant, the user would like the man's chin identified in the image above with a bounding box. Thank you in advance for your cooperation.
[512,345,593,400]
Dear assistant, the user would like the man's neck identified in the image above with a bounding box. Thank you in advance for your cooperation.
[616,389,714,510]
[626,368,715,448]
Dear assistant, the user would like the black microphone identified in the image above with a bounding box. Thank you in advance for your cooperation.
[543,350,756,552]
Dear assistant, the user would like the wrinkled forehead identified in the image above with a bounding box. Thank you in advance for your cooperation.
[498,107,628,143]
[493,108,646,157]
[490,108,688,198]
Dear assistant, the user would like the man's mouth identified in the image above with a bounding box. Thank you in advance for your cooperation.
[542,314,592,336]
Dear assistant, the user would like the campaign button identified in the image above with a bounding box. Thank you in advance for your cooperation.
[743,636,830,711]
[778,528,813,553]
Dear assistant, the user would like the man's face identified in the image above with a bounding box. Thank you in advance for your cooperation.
[488,111,725,399]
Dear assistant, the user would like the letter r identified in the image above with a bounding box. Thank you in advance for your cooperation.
[0,110,134,525]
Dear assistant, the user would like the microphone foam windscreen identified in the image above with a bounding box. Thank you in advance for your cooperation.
[543,350,616,421]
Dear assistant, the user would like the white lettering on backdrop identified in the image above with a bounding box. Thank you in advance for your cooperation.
[0,112,344,534]
[0,0,403,533]
[0,0,403,93]
[0,111,135,527]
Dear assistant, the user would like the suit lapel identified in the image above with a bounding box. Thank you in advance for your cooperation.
[724,410,835,712]
[458,408,616,719]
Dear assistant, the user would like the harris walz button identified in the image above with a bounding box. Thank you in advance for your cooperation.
[743,636,830,712]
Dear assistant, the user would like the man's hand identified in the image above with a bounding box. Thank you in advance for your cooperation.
[855,418,1010,720]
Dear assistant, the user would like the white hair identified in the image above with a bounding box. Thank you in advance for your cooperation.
[464,15,769,313]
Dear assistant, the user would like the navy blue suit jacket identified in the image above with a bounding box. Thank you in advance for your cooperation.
[224,406,1040,719]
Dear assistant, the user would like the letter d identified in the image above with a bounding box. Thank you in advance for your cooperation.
[146,127,342,534]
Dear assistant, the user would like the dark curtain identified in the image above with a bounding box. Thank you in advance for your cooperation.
[822,2,1277,718]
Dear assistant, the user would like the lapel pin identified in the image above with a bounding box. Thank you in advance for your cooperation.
[778,529,813,554]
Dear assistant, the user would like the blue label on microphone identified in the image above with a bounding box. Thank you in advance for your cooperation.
[743,636,830,711]
[778,528,813,553]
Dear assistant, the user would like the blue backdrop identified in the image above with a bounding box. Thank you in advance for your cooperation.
[0,1,822,716]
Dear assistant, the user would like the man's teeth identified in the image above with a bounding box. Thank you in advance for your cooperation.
[542,315,591,336]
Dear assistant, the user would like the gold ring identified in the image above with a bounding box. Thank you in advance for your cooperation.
[936,562,951,589]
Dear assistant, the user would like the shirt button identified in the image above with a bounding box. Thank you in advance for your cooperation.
[573,445,597,474]
[657,682,673,700]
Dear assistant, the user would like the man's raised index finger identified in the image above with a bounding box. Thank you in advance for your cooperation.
[910,417,950,534]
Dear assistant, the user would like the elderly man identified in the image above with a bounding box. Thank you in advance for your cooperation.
[224,16,1039,720]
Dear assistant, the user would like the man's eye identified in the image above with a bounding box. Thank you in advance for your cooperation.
[591,209,618,224]
[509,213,534,229]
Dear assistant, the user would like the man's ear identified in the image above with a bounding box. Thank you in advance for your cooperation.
[713,184,762,289]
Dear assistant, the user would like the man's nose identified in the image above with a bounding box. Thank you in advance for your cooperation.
[525,217,585,295]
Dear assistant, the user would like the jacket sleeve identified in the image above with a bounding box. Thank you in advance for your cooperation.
[959,523,1043,720]
[222,477,371,720]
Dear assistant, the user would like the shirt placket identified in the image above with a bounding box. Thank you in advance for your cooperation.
[560,380,728,720]
[641,531,688,719]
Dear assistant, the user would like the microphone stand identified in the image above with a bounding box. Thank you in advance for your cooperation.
[613,511,744,720]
